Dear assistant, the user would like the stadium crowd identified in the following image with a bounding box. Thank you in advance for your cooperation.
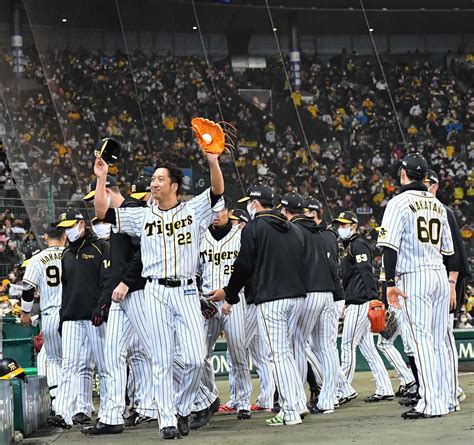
[0,48,472,323]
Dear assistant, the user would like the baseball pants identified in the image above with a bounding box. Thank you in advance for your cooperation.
[340,302,393,397]
[76,339,95,416]
[55,320,108,425]
[400,270,450,415]
[258,297,306,422]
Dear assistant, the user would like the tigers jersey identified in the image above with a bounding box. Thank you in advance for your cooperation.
[114,188,222,279]
[199,225,242,294]
[376,189,454,274]
[22,246,64,311]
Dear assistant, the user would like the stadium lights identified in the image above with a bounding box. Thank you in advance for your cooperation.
[273,27,277,31]
[192,26,197,30]
[369,28,374,32]
[61,18,67,23]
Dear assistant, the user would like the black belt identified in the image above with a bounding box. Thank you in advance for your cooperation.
[147,277,193,288]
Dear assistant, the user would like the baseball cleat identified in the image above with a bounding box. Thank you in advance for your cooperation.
[217,404,237,414]
[81,421,124,435]
[398,394,420,407]
[72,412,91,425]
[310,408,335,414]
[271,401,281,414]
[177,415,190,436]
[338,392,358,405]
[237,409,252,420]
[47,414,72,429]
[250,404,271,412]
[395,382,417,398]
[160,426,181,440]
[190,397,220,430]
[448,403,460,413]
[124,412,155,427]
[364,394,394,403]
[457,391,466,402]
[401,408,441,420]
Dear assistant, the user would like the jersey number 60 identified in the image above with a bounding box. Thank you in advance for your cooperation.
[416,216,441,245]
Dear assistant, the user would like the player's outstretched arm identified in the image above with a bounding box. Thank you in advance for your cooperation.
[94,157,109,220]
[205,152,224,196]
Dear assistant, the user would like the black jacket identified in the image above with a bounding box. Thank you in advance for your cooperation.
[341,234,377,305]
[110,197,147,295]
[291,216,341,295]
[60,230,112,322]
[225,209,307,305]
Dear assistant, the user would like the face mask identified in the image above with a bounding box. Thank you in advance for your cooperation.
[338,227,353,240]
[246,201,256,220]
[66,224,82,242]
[92,223,111,239]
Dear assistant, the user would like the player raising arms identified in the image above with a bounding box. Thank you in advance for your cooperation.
[95,146,224,439]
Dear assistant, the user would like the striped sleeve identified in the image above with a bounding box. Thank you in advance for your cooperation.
[115,207,145,238]
[22,257,39,290]
[189,188,221,227]
[376,199,404,251]
[440,210,455,256]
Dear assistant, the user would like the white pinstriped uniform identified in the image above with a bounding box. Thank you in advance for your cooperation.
[199,225,252,411]
[377,189,454,415]
[114,188,222,428]
[22,246,64,410]
[76,341,95,416]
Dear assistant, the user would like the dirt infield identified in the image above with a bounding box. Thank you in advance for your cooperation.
[24,371,473,445]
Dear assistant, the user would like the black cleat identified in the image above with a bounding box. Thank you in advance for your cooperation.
[399,393,420,407]
[160,426,181,440]
[177,415,190,436]
[47,414,72,429]
[190,397,220,430]
[72,412,91,425]
[401,408,441,420]
[124,411,154,427]
[237,409,251,420]
[338,392,358,405]
[364,394,394,403]
[81,421,124,435]
[395,382,417,398]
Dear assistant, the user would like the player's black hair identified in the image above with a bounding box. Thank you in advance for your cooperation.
[155,162,183,192]
[223,196,233,210]
[45,222,65,239]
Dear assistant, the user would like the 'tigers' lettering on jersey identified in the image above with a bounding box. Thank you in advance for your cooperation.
[144,215,194,237]
[199,249,239,266]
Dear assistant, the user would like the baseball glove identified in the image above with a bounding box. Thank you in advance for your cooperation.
[200,299,218,319]
[380,309,398,339]
[368,300,386,333]
[191,117,230,155]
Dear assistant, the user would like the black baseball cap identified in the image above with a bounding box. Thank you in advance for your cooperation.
[333,211,358,225]
[130,176,151,200]
[401,153,428,180]
[425,169,439,185]
[280,192,304,212]
[304,197,323,212]
[83,176,118,201]
[21,245,41,268]
[93,138,121,164]
[230,208,249,223]
[237,184,274,203]
[56,208,85,228]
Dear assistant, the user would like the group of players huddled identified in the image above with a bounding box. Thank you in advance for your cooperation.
[14,132,469,440]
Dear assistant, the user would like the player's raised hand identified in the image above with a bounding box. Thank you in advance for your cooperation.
[94,156,108,179]
[386,286,407,309]
[207,288,226,302]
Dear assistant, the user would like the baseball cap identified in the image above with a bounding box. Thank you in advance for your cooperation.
[130,176,151,200]
[83,176,118,201]
[230,208,249,223]
[56,208,85,228]
[237,184,274,203]
[400,153,428,180]
[21,244,41,268]
[304,196,323,212]
[93,138,121,164]
[333,211,358,225]
[425,169,439,185]
[280,192,304,212]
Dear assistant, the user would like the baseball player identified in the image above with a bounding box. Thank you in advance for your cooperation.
[95,153,224,439]
[377,153,454,419]
[47,209,112,429]
[196,196,252,421]
[20,224,66,412]
[280,192,340,414]
[333,211,394,403]
[209,184,308,427]
[423,169,470,409]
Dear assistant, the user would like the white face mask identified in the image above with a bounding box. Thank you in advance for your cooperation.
[246,201,256,220]
[92,223,111,239]
[338,227,353,240]
[65,223,83,242]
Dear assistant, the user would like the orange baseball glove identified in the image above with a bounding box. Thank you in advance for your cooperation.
[368,300,386,333]
[191,118,226,155]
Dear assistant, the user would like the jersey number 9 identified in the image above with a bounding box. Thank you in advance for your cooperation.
[46,266,61,287]
[416,216,441,245]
